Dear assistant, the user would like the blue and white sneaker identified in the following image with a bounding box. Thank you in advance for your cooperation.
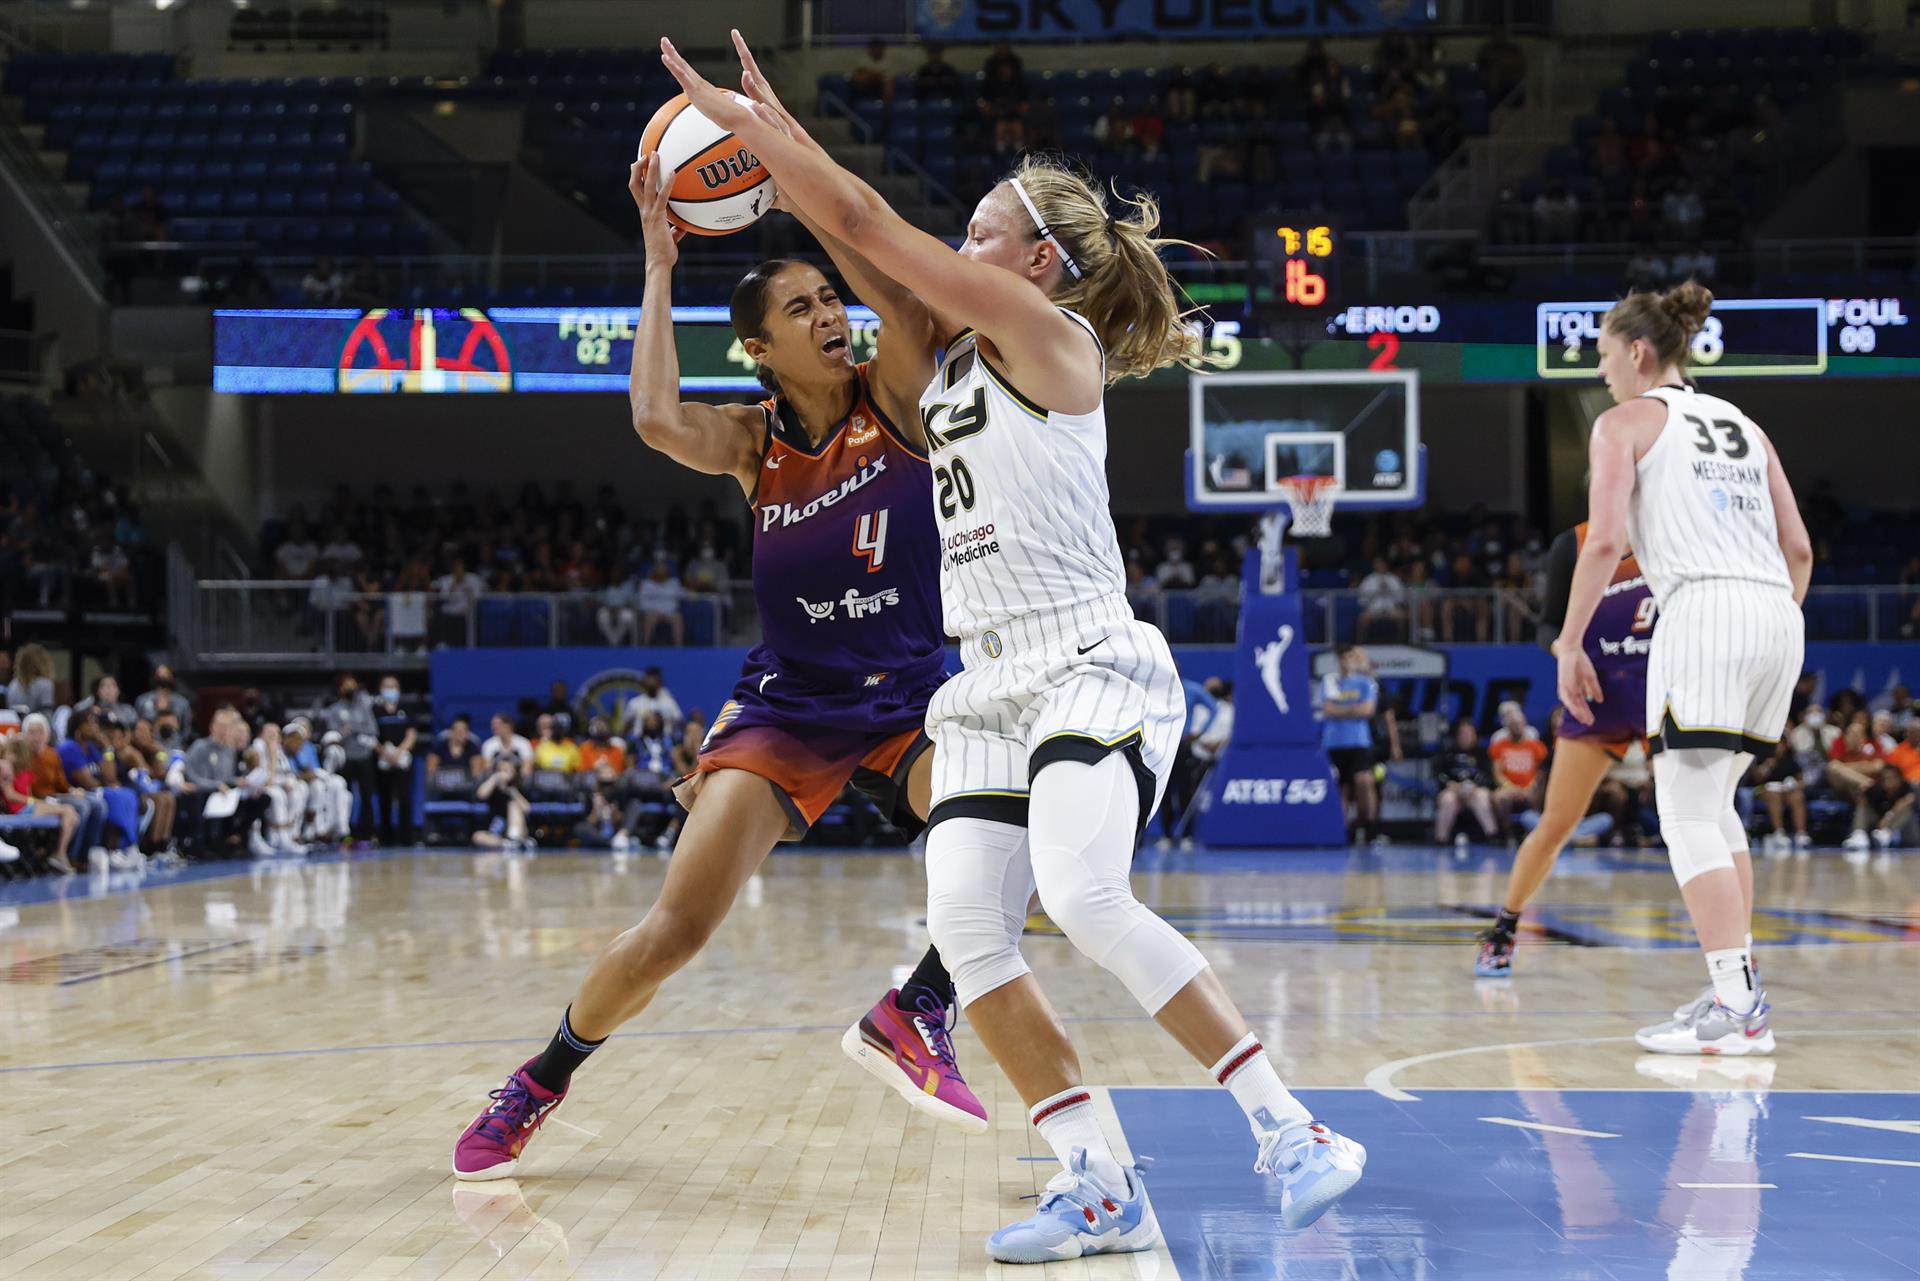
[1255,1120,1367,1230]
[986,1148,1159,1264]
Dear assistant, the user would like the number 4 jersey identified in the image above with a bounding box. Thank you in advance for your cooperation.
[749,362,944,691]
[1626,385,1791,604]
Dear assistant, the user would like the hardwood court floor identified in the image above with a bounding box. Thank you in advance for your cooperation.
[1,843,1917,1281]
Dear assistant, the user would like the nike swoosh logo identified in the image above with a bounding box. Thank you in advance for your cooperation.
[765,454,782,469]
[1076,636,1109,656]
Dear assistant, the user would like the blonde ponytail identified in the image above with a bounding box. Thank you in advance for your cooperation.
[1003,155,1221,383]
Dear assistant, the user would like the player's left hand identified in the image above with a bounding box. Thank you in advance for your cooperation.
[659,37,753,132]
[1554,643,1602,725]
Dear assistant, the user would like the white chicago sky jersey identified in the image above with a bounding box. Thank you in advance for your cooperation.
[1626,384,1792,605]
[917,308,1126,637]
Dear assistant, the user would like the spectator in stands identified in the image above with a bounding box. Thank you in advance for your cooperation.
[1829,710,1884,811]
[301,256,345,304]
[472,754,533,852]
[1165,67,1197,123]
[24,713,104,860]
[1855,763,1916,851]
[1356,557,1408,642]
[428,714,484,781]
[595,566,641,646]
[541,680,574,729]
[388,558,431,652]
[1194,556,1239,642]
[1753,730,1812,852]
[1434,718,1498,846]
[134,664,192,736]
[848,38,894,101]
[610,710,675,851]
[1091,97,1132,152]
[103,718,176,856]
[284,719,351,845]
[913,41,963,99]
[1307,79,1352,152]
[1191,677,1234,772]
[326,672,379,843]
[622,667,682,741]
[58,709,142,867]
[342,256,386,307]
[1660,182,1704,240]
[637,554,685,646]
[981,38,1023,87]
[432,554,487,647]
[2,736,78,872]
[682,541,730,599]
[307,557,354,634]
[69,674,133,731]
[531,713,581,775]
[6,643,55,715]
[1487,702,1547,837]
[1595,740,1654,846]
[371,675,416,846]
[1322,645,1381,843]
[348,564,388,651]
[579,716,625,773]
[1125,553,1164,621]
[1531,181,1581,242]
[1297,38,1342,93]
[320,525,364,573]
[1440,551,1490,641]
[1475,28,1525,101]
[275,520,320,580]
[1155,537,1197,592]
[89,530,134,607]
[482,711,534,768]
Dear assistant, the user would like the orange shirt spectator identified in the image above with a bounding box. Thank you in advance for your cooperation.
[1885,734,1920,784]
[1490,735,1548,790]
[30,744,67,798]
[580,737,627,774]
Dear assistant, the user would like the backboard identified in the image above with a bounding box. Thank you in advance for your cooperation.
[1186,369,1425,515]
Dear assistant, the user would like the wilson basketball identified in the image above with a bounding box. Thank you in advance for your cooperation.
[637,91,778,237]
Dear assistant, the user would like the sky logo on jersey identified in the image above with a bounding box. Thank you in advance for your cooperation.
[759,456,889,532]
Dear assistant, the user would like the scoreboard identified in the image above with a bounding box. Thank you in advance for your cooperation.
[212,295,1919,394]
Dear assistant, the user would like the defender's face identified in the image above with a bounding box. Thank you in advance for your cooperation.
[962,186,1038,278]
[1596,328,1638,404]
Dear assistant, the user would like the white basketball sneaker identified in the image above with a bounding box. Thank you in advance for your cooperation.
[1254,1120,1367,1229]
[1636,991,1774,1055]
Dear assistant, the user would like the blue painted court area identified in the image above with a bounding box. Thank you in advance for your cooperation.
[1110,1087,1920,1280]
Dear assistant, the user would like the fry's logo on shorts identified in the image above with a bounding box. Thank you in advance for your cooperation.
[795,587,901,622]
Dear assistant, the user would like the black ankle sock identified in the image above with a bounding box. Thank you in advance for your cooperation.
[526,1006,604,1093]
[895,945,956,1015]
[1491,908,1522,938]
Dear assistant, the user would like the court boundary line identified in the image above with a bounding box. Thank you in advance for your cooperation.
[1365,1028,1920,1101]
[1091,1086,1184,1280]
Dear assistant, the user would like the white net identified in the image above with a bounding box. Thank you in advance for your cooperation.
[1276,475,1340,538]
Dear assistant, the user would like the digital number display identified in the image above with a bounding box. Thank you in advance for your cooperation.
[1537,297,1827,378]
[1250,215,1340,314]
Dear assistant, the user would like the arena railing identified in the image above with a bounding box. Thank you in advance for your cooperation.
[182,583,1911,664]
[185,583,754,667]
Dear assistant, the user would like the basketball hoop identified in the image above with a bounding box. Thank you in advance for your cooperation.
[1276,475,1341,538]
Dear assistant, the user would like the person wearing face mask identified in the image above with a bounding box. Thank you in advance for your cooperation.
[134,664,195,737]
[327,672,379,844]
[372,675,417,847]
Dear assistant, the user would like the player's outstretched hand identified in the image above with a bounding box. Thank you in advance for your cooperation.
[659,38,753,132]
[629,153,681,267]
[731,30,820,155]
[1554,642,1602,725]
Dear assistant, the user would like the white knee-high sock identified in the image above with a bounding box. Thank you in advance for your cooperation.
[1210,1032,1312,1136]
[1029,1087,1125,1188]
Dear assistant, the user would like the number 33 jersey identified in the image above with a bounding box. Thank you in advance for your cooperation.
[916,309,1126,640]
[1627,385,1792,604]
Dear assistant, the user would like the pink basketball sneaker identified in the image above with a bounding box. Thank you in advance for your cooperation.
[840,988,988,1134]
[453,1057,566,1180]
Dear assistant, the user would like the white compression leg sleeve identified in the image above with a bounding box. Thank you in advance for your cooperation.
[1719,751,1753,852]
[1654,748,1741,886]
[1029,753,1208,1014]
[925,817,1035,1008]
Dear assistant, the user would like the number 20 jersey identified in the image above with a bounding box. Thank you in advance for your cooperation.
[916,310,1127,640]
[1627,385,1791,604]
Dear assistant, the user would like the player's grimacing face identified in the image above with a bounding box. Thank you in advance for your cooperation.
[752,264,851,385]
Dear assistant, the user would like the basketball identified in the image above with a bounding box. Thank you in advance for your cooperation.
[637,91,778,237]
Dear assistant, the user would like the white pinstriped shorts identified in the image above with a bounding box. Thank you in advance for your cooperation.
[926,596,1184,830]
[1646,580,1803,756]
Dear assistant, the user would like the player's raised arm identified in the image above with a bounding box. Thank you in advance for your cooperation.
[661,35,1099,415]
[1760,433,1814,603]
[625,153,765,493]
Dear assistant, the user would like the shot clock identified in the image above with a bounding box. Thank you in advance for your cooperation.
[1250,214,1340,317]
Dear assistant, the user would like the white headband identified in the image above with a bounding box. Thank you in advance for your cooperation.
[1007,176,1083,282]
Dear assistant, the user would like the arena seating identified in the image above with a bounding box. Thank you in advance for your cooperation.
[6,51,429,260]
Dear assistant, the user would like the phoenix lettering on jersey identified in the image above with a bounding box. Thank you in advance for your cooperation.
[760,456,889,532]
[1603,575,1649,598]
[795,587,901,623]
[1691,460,1764,485]
[944,523,1001,568]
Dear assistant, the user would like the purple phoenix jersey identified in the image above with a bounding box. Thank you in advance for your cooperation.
[743,362,944,731]
[1557,521,1656,748]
